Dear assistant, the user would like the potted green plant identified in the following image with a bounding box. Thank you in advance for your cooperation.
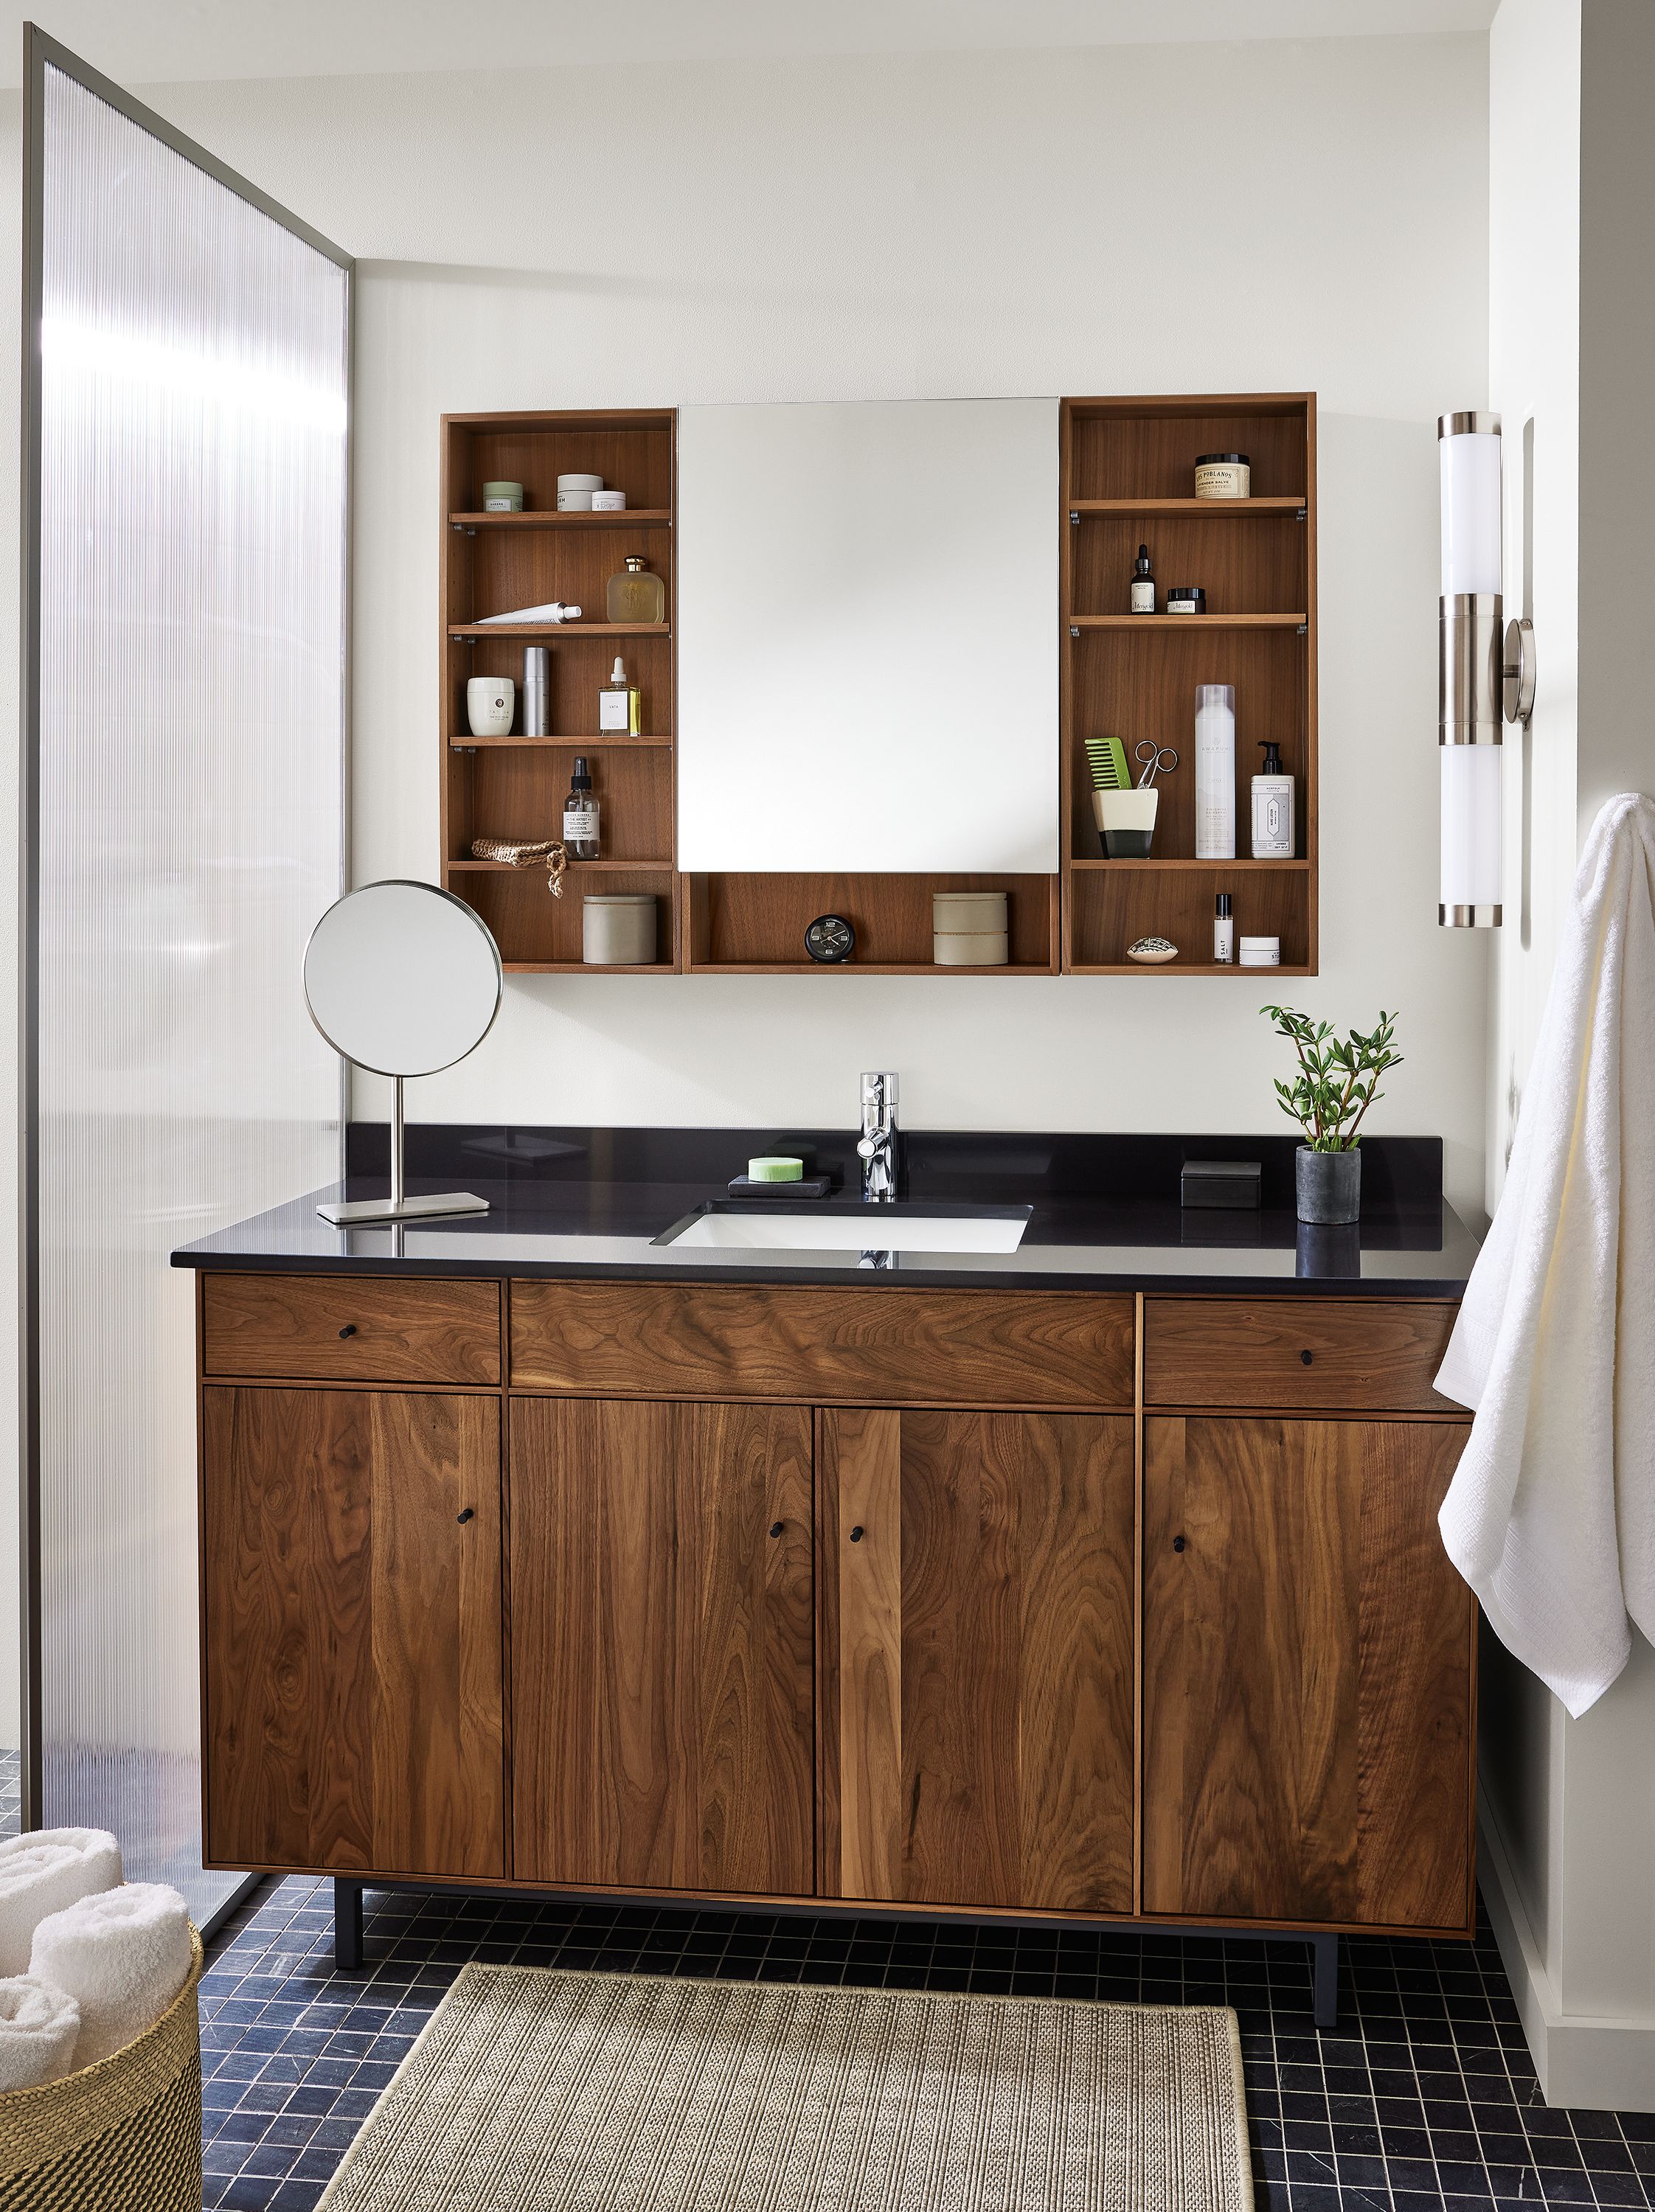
[1260,1004,1403,1223]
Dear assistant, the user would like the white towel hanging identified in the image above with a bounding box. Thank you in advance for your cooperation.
[1436,791,1655,1715]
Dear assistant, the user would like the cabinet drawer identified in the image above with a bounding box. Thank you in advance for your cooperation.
[510,1282,1135,1408]
[1143,1297,1459,1411]
[202,1273,501,1385]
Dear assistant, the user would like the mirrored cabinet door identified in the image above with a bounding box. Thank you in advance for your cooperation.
[677,397,1059,874]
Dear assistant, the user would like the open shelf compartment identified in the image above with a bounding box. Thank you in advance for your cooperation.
[440,409,681,970]
[684,874,1060,975]
[1060,393,1317,974]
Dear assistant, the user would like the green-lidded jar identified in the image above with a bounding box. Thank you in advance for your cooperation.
[482,480,524,512]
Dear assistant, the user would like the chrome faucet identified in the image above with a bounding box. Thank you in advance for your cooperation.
[857,1071,901,1202]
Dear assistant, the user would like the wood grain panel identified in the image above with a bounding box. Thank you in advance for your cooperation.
[203,1386,504,1878]
[1142,1415,1473,1929]
[1143,1298,1460,1411]
[510,1283,1135,1410]
[203,1273,500,1385]
[820,1409,1135,1913]
[510,1397,814,1896]
[826,1411,904,1902]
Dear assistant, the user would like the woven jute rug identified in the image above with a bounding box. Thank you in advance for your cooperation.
[316,1968,1254,2211]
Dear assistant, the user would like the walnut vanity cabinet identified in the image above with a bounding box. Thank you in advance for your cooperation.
[1140,1298,1476,1934]
[508,1395,814,1897]
[195,1271,1475,1968]
[201,1385,505,1881]
[816,1408,1137,1916]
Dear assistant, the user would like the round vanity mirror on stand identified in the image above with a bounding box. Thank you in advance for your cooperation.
[304,880,503,1225]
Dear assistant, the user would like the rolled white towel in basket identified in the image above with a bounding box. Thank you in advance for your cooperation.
[0,1973,82,2091]
[28,1882,192,2068]
[0,1828,122,1978]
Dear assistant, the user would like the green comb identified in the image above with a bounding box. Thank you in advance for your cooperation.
[1086,736,1132,792]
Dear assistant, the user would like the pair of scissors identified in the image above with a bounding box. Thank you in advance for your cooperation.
[1135,740,1179,788]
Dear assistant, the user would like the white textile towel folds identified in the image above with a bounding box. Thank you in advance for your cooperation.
[0,1974,82,2091]
[0,1827,122,1979]
[1436,791,1655,1715]
[27,1880,192,2068]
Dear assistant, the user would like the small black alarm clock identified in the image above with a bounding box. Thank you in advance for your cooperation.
[804,914,856,964]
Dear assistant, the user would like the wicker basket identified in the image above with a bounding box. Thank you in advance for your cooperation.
[0,1925,203,2211]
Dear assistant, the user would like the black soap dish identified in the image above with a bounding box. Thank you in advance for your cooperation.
[1180,1158,1262,1210]
[726,1174,835,1200]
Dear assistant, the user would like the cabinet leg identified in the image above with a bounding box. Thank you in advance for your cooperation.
[334,1879,364,1972]
[1311,1933,1339,2028]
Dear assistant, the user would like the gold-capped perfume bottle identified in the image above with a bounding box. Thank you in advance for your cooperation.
[606,556,666,625]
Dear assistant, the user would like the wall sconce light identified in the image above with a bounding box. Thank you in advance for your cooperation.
[1437,410,1536,929]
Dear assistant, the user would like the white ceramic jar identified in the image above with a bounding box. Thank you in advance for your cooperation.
[1238,935,1282,967]
[557,472,603,513]
[465,675,514,737]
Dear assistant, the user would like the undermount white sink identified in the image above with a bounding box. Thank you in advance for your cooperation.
[659,1207,1029,1255]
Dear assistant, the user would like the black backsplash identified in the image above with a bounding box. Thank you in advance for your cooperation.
[347,1124,1443,1217]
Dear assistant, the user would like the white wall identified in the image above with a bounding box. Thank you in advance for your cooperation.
[131,33,1494,1214]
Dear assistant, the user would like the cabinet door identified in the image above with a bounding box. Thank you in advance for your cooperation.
[1143,1415,1474,1930]
[510,1398,814,1896]
[819,1408,1136,1914]
[202,1386,504,1879]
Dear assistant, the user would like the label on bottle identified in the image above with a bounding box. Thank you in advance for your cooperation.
[1252,784,1293,856]
[1214,927,1233,964]
[1130,581,1155,613]
[599,692,631,731]
[563,804,597,841]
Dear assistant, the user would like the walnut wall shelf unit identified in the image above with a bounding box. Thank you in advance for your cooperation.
[1061,394,1318,975]
[440,395,1318,978]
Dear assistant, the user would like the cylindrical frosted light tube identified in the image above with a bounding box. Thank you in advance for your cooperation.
[1440,745,1503,908]
[1440,430,1502,598]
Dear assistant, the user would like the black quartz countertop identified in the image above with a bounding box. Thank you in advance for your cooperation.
[172,1126,1482,1298]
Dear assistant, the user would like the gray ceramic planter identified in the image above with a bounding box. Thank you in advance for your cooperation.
[1296,1144,1361,1225]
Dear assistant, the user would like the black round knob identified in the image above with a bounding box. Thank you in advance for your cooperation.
[769,1521,785,1539]
[849,1525,865,1543]
[1173,1535,1186,1553]
[457,1507,475,1525]
[1300,1349,1314,1366]
[339,1324,357,1339]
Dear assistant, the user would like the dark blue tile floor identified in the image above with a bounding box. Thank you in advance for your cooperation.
[198,1877,1655,2211]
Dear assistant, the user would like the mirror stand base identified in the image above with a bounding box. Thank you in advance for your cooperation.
[317,1190,489,1225]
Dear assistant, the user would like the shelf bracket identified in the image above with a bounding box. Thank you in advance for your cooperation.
[1069,510,1080,525]
[450,745,476,755]
[1297,623,1308,636]
[1069,625,1080,639]
[1297,507,1307,522]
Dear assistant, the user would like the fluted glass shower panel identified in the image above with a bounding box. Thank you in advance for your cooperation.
[31,59,349,1915]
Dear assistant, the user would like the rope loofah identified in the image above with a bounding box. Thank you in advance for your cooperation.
[471,837,568,897]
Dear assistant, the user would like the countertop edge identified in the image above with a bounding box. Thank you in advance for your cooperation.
[169,1246,1472,1298]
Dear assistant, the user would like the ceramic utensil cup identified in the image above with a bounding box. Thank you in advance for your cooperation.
[467,676,514,737]
[1093,787,1159,858]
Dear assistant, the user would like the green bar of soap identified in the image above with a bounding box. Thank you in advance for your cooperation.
[748,1156,803,1183]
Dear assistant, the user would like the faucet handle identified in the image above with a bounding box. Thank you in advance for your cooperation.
[860,1070,899,1111]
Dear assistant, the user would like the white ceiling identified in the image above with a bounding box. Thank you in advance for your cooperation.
[3,0,1498,90]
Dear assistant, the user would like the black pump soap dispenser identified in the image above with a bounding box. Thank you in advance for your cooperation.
[1250,740,1295,859]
